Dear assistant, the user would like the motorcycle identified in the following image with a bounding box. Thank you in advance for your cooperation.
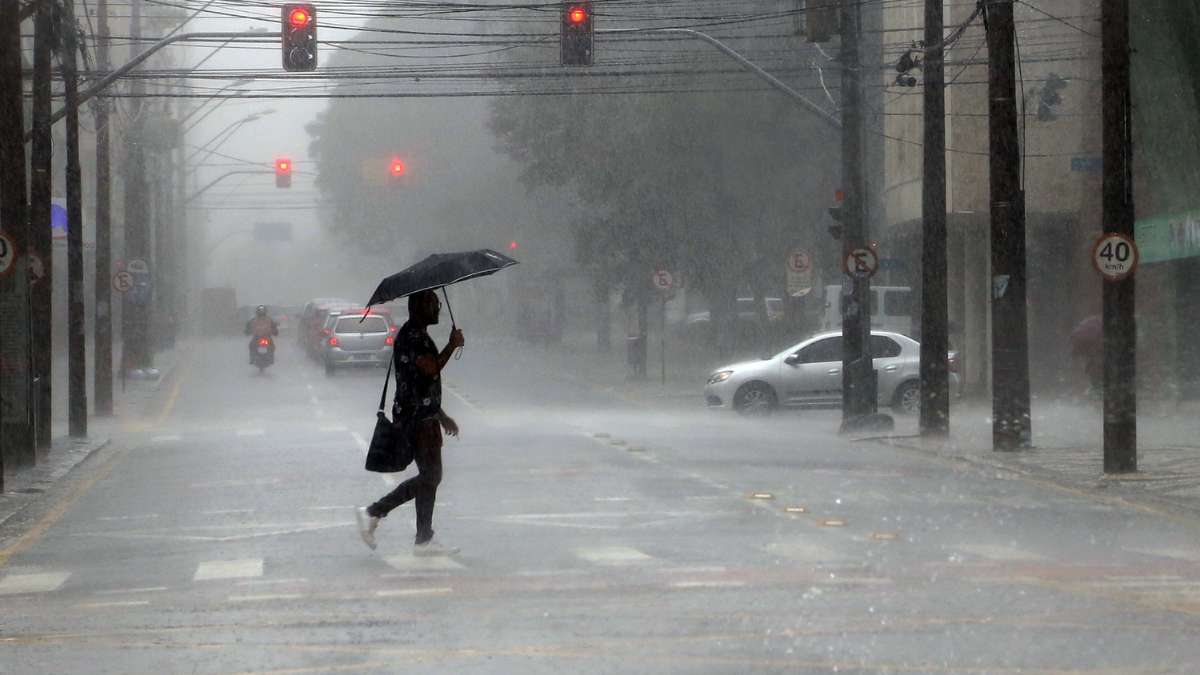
[252,336,275,373]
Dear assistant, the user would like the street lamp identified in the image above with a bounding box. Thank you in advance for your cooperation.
[180,77,253,132]
[185,109,274,166]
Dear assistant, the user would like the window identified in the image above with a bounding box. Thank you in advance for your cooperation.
[884,290,912,317]
[798,337,842,364]
[336,316,389,333]
[870,335,902,358]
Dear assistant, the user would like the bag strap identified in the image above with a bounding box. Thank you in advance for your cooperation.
[378,352,393,413]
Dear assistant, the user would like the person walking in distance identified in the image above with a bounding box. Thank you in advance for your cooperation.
[357,290,465,555]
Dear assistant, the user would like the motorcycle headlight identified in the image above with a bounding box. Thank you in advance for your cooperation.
[707,370,734,385]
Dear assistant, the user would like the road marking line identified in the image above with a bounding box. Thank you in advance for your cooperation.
[594,497,633,502]
[79,600,150,609]
[957,544,1046,561]
[202,509,255,516]
[575,546,655,566]
[384,554,464,571]
[0,571,71,595]
[227,593,306,603]
[236,429,266,437]
[444,386,482,415]
[96,514,159,522]
[350,432,368,453]
[671,580,746,589]
[94,586,169,595]
[150,435,182,443]
[237,578,308,587]
[375,587,452,597]
[318,425,348,433]
[194,559,264,581]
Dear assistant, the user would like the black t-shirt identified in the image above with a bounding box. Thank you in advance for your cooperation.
[394,320,441,420]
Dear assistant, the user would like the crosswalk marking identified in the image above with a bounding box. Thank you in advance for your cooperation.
[574,546,655,566]
[150,435,181,443]
[79,600,150,609]
[227,593,305,603]
[956,544,1046,561]
[385,554,464,571]
[670,580,746,590]
[94,586,168,595]
[0,571,71,595]
[193,559,264,581]
[375,587,453,597]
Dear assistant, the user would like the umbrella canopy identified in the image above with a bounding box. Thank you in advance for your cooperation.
[364,249,519,308]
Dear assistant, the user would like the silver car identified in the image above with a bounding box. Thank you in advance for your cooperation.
[322,312,395,375]
[704,330,959,416]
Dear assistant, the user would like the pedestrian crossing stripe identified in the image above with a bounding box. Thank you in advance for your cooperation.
[574,546,655,565]
[385,554,464,571]
[0,571,71,595]
[194,559,264,581]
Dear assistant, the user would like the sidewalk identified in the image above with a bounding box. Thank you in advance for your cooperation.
[878,398,1200,519]
[0,343,181,528]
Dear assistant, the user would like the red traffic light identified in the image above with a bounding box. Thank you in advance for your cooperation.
[288,7,311,27]
[389,157,406,177]
[275,158,292,174]
[508,240,520,251]
[567,6,587,24]
[275,157,292,188]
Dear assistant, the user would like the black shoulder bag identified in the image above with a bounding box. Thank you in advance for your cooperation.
[364,356,415,473]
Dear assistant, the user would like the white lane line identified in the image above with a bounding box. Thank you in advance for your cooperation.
[97,514,160,522]
[78,600,151,609]
[201,509,255,516]
[94,586,168,596]
[594,497,633,502]
[318,425,348,433]
[236,429,266,438]
[227,593,306,603]
[670,580,746,590]
[956,544,1046,562]
[384,554,464,571]
[0,572,71,595]
[150,435,182,443]
[375,587,452,598]
[236,578,308,587]
[444,386,482,415]
[574,546,655,566]
[194,559,264,581]
[351,431,398,487]
[306,505,357,511]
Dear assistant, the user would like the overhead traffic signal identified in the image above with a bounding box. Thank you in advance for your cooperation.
[281,4,317,72]
[560,1,593,66]
[389,157,406,179]
[827,189,844,240]
[275,157,292,188]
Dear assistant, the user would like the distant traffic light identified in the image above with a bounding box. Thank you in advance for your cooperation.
[560,1,593,66]
[827,189,844,239]
[389,157,406,178]
[275,157,292,188]
[507,240,520,251]
[281,4,317,72]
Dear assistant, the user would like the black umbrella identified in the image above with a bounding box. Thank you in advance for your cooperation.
[363,248,519,325]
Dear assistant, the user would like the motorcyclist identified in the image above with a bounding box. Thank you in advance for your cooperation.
[244,305,279,364]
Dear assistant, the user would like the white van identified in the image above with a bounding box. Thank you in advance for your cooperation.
[820,285,914,335]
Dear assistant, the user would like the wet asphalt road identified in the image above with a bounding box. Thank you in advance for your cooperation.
[2,336,1200,674]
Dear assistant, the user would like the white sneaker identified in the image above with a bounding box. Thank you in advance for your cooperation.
[355,507,379,551]
[413,538,459,557]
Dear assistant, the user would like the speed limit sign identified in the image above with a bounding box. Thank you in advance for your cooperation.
[652,269,674,291]
[1092,232,1138,281]
[0,232,16,278]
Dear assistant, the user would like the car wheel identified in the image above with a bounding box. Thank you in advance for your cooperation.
[733,382,777,417]
[892,381,920,415]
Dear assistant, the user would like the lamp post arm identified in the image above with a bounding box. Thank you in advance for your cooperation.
[185,169,272,205]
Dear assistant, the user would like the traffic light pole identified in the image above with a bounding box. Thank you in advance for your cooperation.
[985,0,1032,450]
[61,0,87,437]
[837,0,876,427]
[94,0,114,416]
[1100,0,1136,473]
[919,0,950,436]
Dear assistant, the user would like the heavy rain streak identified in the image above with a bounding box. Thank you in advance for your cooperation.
[3,0,1200,672]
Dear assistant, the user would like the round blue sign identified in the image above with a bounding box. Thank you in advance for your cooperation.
[50,203,68,237]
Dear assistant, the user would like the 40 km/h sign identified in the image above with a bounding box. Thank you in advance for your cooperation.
[1092,232,1139,281]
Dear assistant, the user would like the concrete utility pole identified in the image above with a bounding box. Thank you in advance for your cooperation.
[122,0,152,374]
[94,0,114,416]
[838,0,877,428]
[984,0,1032,450]
[919,0,950,436]
[0,0,36,472]
[30,0,54,448]
[61,0,87,437]
[1100,0,1136,473]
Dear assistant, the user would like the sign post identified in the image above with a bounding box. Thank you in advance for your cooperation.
[652,269,674,386]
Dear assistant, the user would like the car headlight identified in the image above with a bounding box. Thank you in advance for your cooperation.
[707,370,733,385]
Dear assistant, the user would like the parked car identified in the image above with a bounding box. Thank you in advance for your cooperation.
[684,297,784,328]
[703,330,960,416]
[298,298,357,355]
[320,310,396,375]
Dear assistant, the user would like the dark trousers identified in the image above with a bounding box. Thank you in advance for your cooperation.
[368,419,442,544]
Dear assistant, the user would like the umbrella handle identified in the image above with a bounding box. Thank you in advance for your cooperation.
[441,287,465,360]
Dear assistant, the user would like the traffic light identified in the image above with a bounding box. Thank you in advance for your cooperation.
[275,157,292,188]
[560,1,593,66]
[281,4,317,72]
[389,157,406,179]
[827,189,844,239]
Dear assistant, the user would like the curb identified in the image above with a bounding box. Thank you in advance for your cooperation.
[0,437,111,530]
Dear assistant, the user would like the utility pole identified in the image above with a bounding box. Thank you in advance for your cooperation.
[839,0,876,428]
[0,0,36,471]
[122,0,152,374]
[61,0,87,437]
[984,0,1031,450]
[30,0,54,449]
[1100,0,1136,473]
[919,0,949,436]
[94,0,113,416]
